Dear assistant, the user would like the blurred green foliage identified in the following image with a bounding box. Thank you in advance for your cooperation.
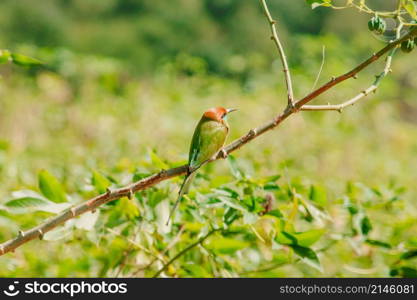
[0,0,332,77]
[0,0,417,278]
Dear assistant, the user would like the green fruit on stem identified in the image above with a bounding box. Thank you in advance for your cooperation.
[368,16,386,34]
[401,39,415,53]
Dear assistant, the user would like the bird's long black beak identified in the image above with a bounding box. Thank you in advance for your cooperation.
[226,108,238,114]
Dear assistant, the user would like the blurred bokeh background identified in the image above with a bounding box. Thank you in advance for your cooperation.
[0,0,416,277]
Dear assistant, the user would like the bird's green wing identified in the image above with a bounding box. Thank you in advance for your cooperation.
[188,119,228,169]
[189,122,201,169]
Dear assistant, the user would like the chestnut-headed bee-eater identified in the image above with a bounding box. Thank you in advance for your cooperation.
[167,107,237,224]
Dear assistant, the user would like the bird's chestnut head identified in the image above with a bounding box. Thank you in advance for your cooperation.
[203,107,237,122]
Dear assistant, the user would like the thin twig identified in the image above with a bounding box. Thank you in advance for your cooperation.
[295,27,416,110]
[259,0,295,107]
[107,228,165,264]
[115,244,135,278]
[152,229,218,278]
[132,225,185,276]
[301,24,404,112]
[310,45,326,93]
[0,7,416,257]
[300,53,393,112]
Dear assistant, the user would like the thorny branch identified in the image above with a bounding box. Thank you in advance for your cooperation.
[0,2,416,262]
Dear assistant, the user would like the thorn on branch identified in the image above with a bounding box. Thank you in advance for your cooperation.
[70,208,76,217]
[353,75,358,79]
[273,118,280,126]
[18,230,25,238]
[160,169,168,176]
[91,209,96,213]
[127,189,134,200]
[38,229,44,240]
[105,187,112,195]
[248,129,257,138]
[219,149,228,159]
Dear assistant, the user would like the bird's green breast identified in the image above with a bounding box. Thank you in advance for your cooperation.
[188,118,229,168]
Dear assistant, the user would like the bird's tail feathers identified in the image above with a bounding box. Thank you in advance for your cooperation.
[166,172,196,225]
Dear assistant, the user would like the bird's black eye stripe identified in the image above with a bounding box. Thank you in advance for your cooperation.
[222,113,227,119]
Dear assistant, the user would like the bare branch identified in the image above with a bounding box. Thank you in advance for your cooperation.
[0,165,188,256]
[259,0,295,107]
[0,13,416,258]
[301,23,404,112]
[294,27,416,110]
[301,48,395,112]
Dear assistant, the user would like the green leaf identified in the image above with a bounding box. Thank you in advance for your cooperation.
[390,267,417,278]
[11,53,43,67]
[182,263,211,278]
[0,49,11,64]
[38,169,67,203]
[217,187,239,199]
[289,244,321,270]
[91,170,111,194]
[276,231,298,245]
[264,174,281,183]
[403,0,417,19]
[148,189,168,208]
[290,244,319,260]
[4,190,71,214]
[223,207,240,225]
[227,155,243,179]
[266,209,283,218]
[400,250,417,260]
[264,183,280,191]
[242,195,264,213]
[5,197,50,208]
[360,215,373,235]
[343,195,359,215]
[149,149,169,170]
[295,229,325,247]
[309,185,327,206]
[365,239,392,249]
[206,237,249,254]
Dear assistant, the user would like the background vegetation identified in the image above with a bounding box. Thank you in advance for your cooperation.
[0,0,416,277]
